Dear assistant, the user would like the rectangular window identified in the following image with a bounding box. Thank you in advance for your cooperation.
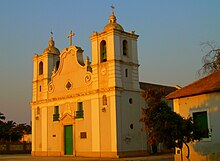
[102,95,107,106]
[80,132,87,139]
[193,111,209,138]
[53,106,60,121]
[75,102,84,119]
[125,69,128,77]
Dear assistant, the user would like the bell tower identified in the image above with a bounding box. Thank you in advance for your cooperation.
[32,36,60,102]
[90,8,140,91]
[90,7,145,156]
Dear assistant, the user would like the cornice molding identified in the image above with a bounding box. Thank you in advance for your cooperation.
[91,59,139,68]
[30,86,141,106]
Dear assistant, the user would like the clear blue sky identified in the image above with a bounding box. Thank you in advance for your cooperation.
[0,0,219,123]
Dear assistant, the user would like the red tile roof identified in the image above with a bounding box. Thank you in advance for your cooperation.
[139,82,178,95]
[166,70,220,99]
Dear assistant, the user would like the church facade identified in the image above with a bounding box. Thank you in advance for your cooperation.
[30,10,175,158]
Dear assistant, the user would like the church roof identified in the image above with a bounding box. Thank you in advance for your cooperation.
[43,37,60,55]
[103,9,124,32]
[166,70,220,99]
[139,82,178,96]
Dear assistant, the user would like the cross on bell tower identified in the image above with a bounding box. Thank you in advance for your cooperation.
[50,31,53,37]
[111,4,115,14]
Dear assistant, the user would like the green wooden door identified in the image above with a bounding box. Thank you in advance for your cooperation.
[64,125,73,155]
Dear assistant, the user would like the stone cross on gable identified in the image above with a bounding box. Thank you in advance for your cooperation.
[67,30,75,46]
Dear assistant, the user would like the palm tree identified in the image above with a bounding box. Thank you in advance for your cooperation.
[0,112,6,141]
[0,112,5,121]
[15,123,32,142]
[5,121,16,142]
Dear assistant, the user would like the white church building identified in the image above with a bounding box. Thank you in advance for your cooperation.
[30,9,176,158]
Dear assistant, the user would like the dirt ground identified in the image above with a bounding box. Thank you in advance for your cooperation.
[0,153,174,161]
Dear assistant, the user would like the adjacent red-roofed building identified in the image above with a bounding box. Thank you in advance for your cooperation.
[167,70,220,161]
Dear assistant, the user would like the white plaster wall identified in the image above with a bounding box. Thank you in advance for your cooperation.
[174,92,220,161]
[116,91,147,152]
[47,105,62,152]
[91,96,100,152]
[41,107,48,151]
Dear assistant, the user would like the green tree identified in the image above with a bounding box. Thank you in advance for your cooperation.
[140,88,202,161]
[0,112,6,141]
[4,121,17,142]
[0,112,5,122]
[4,121,31,142]
[15,123,32,141]
[0,114,31,142]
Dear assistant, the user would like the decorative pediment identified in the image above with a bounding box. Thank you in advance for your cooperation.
[47,45,93,99]
[60,112,75,125]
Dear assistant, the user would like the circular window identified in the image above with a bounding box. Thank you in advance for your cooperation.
[129,98,133,104]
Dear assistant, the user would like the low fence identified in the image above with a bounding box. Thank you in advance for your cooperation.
[0,142,31,154]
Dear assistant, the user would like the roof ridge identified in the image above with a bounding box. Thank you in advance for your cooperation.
[167,70,220,99]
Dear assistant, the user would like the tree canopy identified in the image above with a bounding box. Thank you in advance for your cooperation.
[140,88,203,161]
[0,112,5,121]
[198,41,220,76]
[0,112,31,142]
